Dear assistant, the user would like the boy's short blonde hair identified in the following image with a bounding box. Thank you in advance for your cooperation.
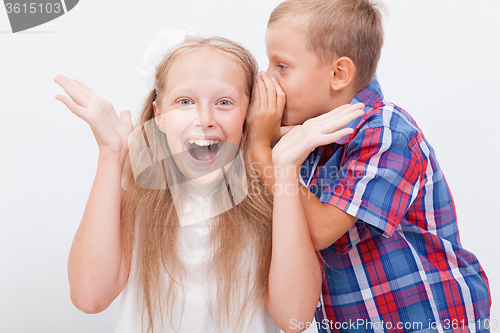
[268,0,385,91]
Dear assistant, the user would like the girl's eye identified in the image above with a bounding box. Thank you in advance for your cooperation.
[178,99,193,105]
[278,64,288,71]
[217,100,232,106]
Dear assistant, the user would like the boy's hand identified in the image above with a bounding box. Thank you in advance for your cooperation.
[272,103,365,170]
[54,75,133,162]
[247,71,286,147]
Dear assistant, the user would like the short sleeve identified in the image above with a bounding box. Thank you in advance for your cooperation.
[320,126,422,253]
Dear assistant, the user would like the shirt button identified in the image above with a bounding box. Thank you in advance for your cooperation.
[317,301,321,308]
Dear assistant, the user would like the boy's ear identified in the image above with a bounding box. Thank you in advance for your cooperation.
[152,101,166,133]
[330,57,356,91]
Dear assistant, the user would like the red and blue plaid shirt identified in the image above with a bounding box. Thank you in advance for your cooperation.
[302,77,491,332]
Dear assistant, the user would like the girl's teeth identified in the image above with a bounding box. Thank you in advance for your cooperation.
[187,139,219,146]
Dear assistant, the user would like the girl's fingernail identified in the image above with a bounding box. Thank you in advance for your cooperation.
[271,77,277,81]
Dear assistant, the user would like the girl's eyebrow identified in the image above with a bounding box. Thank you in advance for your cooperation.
[168,85,242,99]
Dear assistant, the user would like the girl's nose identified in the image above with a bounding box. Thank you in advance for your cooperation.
[195,104,216,129]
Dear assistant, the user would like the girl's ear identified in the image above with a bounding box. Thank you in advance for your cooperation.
[153,101,166,133]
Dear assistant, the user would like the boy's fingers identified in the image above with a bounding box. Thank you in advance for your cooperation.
[55,94,86,120]
[271,77,286,112]
[252,82,260,106]
[256,74,268,107]
[248,83,260,117]
[260,72,277,108]
[54,75,90,107]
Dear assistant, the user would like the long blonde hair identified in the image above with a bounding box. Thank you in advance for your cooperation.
[120,37,273,332]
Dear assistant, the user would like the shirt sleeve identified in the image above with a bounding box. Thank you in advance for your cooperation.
[320,125,422,253]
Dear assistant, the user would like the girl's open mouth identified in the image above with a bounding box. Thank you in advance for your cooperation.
[186,139,224,162]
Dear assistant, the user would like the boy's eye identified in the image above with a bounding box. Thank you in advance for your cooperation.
[217,99,232,106]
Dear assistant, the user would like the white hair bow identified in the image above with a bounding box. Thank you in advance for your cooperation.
[135,25,204,91]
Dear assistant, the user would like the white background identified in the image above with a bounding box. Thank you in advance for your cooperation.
[1,0,499,332]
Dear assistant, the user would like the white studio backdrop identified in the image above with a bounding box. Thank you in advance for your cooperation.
[0,0,498,332]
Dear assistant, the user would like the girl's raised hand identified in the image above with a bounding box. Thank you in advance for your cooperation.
[54,75,133,162]
[272,103,365,169]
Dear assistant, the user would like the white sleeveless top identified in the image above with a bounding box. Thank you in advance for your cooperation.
[114,189,279,333]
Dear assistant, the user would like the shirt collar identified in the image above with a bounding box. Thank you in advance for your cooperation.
[335,75,384,145]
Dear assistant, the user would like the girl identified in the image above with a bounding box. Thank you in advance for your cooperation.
[54,35,306,333]
[55,35,360,333]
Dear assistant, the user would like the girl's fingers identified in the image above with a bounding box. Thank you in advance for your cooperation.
[320,128,355,145]
[55,94,87,120]
[304,104,360,132]
[317,104,364,130]
[73,79,95,97]
[120,109,132,126]
[54,75,90,107]
[127,131,134,150]
[324,103,364,121]
[322,109,364,134]
[313,104,350,122]
[328,109,364,127]
[335,103,364,117]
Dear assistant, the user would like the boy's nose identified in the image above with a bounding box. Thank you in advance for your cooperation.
[265,66,273,77]
[195,104,216,129]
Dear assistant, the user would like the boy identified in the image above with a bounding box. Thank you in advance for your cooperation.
[249,0,491,332]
